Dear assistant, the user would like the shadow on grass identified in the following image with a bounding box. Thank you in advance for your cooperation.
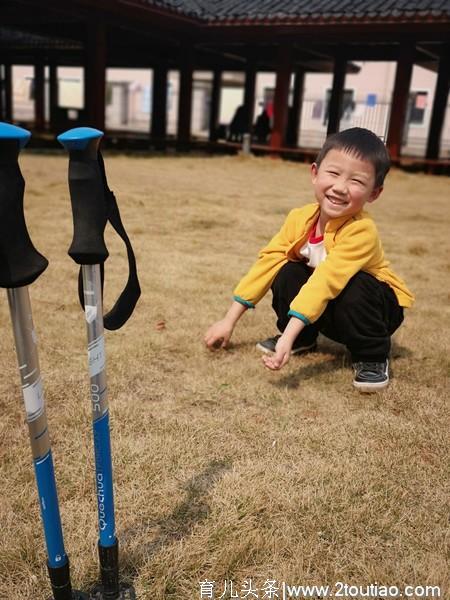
[391,342,413,358]
[273,354,347,389]
[119,459,232,574]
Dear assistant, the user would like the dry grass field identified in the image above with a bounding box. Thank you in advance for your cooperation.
[0,151,449,600]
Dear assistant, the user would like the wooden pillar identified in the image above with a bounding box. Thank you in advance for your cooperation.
[208,68,221,142]
[426,50,450,160]
[34,62,45,130]
[386,44,414,160]
[0,66,4,120]
[177,47,194,149]
[151,64,168,147]
[327,56,347,136]
[49,63,59,131]
[270,46,292,149]
[243,64,256,134]
[287,68,305,146]
[4,64,13,122]
[85,21,106,130]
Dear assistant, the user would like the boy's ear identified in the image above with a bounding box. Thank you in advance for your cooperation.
[311,162,319,182]
[368,185,383,203]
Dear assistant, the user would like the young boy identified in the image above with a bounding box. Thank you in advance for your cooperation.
[204,128,414,392]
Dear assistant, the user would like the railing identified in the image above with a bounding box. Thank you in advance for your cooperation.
[10,90,450,159]
[298,99,391,148]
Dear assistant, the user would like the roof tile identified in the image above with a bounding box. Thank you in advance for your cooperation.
[143,0,450,21]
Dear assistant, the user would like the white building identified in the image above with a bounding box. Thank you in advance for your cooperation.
[11,62,450,158]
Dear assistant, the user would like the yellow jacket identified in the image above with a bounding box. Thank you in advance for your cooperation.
[233,203,414,325]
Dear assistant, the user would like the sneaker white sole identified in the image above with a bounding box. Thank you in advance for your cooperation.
[255,342,275,354]
[256,341,317,355]
[352,377,389,393]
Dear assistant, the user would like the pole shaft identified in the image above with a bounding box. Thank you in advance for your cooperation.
[6,286,68,570]
[81,264,116,548]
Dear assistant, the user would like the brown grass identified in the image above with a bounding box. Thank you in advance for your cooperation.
[0,152,449,599]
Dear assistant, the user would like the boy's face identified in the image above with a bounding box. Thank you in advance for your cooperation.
[311,148,383,222]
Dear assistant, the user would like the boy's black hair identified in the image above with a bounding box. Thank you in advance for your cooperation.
[315,127,391,187]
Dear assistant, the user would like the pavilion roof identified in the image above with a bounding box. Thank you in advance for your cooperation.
[0,26,81,50]
[141,0,450,23]
[1,0,448,70]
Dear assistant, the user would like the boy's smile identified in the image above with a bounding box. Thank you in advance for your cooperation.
[311,148,383,229]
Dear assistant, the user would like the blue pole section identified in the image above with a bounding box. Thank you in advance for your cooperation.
[1,122,87,600]
[93,412,116,546]
[35,451,67,567]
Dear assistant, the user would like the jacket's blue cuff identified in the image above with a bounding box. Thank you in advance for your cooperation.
[234,295,255,309]
[288,309,310,325]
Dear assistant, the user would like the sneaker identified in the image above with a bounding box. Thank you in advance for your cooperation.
[352,359,389,392]
[256,334,317,355]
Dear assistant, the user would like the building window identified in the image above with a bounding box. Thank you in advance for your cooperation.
[408,91,427,125]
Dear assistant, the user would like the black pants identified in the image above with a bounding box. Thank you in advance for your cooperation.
[271,261,404,362]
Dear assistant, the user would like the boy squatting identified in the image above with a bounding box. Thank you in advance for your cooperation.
[204,127,414,392]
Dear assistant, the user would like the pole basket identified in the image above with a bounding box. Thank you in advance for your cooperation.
[89,583,136,600]
[89,541,136,600]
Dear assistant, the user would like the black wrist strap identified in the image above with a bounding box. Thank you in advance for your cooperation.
[78,152,141,330]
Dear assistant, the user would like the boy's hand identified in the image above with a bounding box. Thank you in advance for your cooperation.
[262,335,292,370]
[261,316,305,371]
[204,319,234,350]
[204,300,248,351]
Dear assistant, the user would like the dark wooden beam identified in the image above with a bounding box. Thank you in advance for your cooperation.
[48,63,59,131]
[3,64,13,122]
[177,47,194,149]
[0,68,3,121]
[208,68,221,142]
[426,50,450,160]
[84,20,106,130]
[151,64,168,147]
[243,63,256,134]
[386,44,414,160]
[271,45,292,148]
[199,22,450,45]
[298,43,443,64]
[34,62,45,130]
[327,55,347,135]
[287,68,305,147]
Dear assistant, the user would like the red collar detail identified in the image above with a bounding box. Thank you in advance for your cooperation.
[309,219,324,244]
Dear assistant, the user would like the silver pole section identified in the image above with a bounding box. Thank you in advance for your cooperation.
[7,286,51,465]
[82,264,109,424]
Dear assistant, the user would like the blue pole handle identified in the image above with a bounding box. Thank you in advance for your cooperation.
[0,123,48,288]
[57,127,109,265]
[0,122,30,148]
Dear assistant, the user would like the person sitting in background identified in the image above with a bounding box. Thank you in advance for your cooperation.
[253,108,271,144]
[228,105,248,142]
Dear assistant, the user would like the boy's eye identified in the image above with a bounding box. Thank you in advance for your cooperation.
[327,170,339,175]
[352,179,365,185]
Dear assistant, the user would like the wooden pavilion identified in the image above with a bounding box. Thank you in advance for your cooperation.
[1,0,449,169]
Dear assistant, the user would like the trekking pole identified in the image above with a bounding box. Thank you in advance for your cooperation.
[57,127,137,600]
[0,122,87,600]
